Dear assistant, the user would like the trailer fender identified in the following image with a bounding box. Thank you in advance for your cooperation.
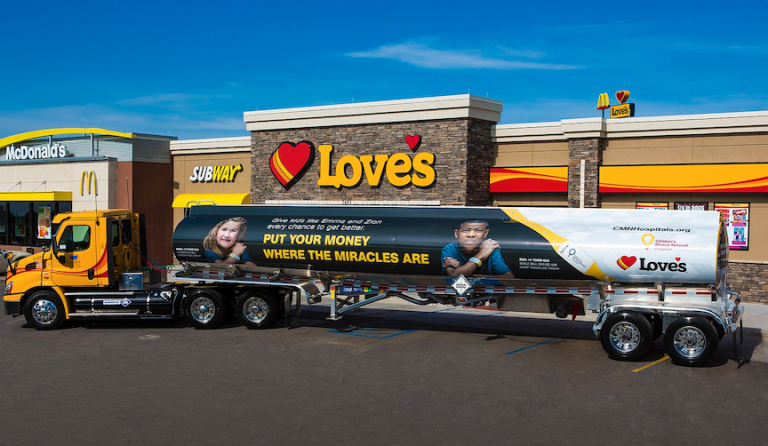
[592,304,732,340]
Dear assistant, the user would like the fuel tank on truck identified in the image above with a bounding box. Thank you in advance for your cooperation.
[172,205,727,288]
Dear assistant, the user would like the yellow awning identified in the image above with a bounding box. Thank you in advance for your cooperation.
[172,193,251,208]
[0,191,73,201]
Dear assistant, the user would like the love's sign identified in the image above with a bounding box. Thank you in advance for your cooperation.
[269,135,436,190]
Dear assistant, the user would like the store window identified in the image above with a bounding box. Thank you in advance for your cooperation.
[3,202,72,248]
[0,202,7,245]
[9,202,30,246]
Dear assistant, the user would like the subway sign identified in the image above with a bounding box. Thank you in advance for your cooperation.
[189,164,244,183]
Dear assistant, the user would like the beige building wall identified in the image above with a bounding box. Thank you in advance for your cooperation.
[494,141,569,167]
[492,193,568,207]
[171,137,252,228]
[0,159,117,211]
[604,134,768,165]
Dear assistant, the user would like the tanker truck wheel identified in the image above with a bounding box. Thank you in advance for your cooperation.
[664,316,718,367]
[235,292,277,329]
[24,291,66,330]
[184,289,226,329]
[600,311,653,361]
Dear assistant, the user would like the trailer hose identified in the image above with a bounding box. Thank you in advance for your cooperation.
[126,242,180,272]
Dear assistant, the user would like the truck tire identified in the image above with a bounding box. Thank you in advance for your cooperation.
[600,311,653,361]
[184,289,226,329]
[235,292,277,329]
[24,291,66,330]
[664,316,718,367]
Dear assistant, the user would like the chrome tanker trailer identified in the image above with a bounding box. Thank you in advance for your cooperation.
[172,204,742,366]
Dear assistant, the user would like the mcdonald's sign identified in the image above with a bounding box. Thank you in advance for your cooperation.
[80,170,97,196]
[597,93,610,110]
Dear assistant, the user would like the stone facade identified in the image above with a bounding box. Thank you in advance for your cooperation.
[567,138,603,208]
[727,262,768,304]
[250,118,494,206]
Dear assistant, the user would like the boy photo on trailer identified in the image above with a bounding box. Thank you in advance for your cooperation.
[441,220,514,277]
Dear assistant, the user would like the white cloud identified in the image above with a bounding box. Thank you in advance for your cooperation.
[347,42,579,70]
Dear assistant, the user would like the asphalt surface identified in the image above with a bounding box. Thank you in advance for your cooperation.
[2,286,768,446]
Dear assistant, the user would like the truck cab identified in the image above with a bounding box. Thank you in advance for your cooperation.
[3,209,175,329]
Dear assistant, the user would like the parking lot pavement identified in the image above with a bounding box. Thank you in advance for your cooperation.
[2,272,766,365]
[2,291,768,446]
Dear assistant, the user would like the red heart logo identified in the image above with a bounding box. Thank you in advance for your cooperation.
[675,257,681,261]
[405,134,421,150]
[615,90,630,103]
[617,255,637,270]
[270,141,315,189]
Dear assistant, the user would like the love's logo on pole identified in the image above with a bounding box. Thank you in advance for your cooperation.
[615,90,630,103]
[610,90,635,119]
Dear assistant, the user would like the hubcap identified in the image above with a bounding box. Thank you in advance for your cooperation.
[190,297,216,323]
[672,326,707,358]
[609,321,641,353]
[32,299,58,325]
[242,296,269,323]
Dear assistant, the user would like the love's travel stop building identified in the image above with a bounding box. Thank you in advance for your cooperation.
[3,95,768,302]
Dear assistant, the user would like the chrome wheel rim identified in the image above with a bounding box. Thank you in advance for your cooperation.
[242,296,269,324]
[672,326,707,358]
[32,299,58,325]
[190,297,216,323]
[609,321,641,353]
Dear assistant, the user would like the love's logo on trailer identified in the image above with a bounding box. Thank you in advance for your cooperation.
[616,255,688,273]
[269,135,436,190]
[616,255,637,270]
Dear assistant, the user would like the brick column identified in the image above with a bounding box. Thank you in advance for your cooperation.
[465,119,494,206]
[567,138,603,208]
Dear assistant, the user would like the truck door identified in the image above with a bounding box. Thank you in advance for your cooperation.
[49,219,108,287]
[109,217,138,282]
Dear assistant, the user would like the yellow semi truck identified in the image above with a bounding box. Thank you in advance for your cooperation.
[2,209,313,333]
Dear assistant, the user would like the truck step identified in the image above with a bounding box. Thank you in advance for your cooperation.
[70,309,141,317]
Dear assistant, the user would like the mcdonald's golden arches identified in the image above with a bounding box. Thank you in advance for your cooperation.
[80,170,97,196]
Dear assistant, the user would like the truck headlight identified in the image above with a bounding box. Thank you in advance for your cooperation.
[5,282,12,295]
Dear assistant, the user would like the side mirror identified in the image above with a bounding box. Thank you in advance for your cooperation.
[3,251,16,275]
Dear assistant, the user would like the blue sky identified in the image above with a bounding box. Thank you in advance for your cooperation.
[2,0,768,140]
